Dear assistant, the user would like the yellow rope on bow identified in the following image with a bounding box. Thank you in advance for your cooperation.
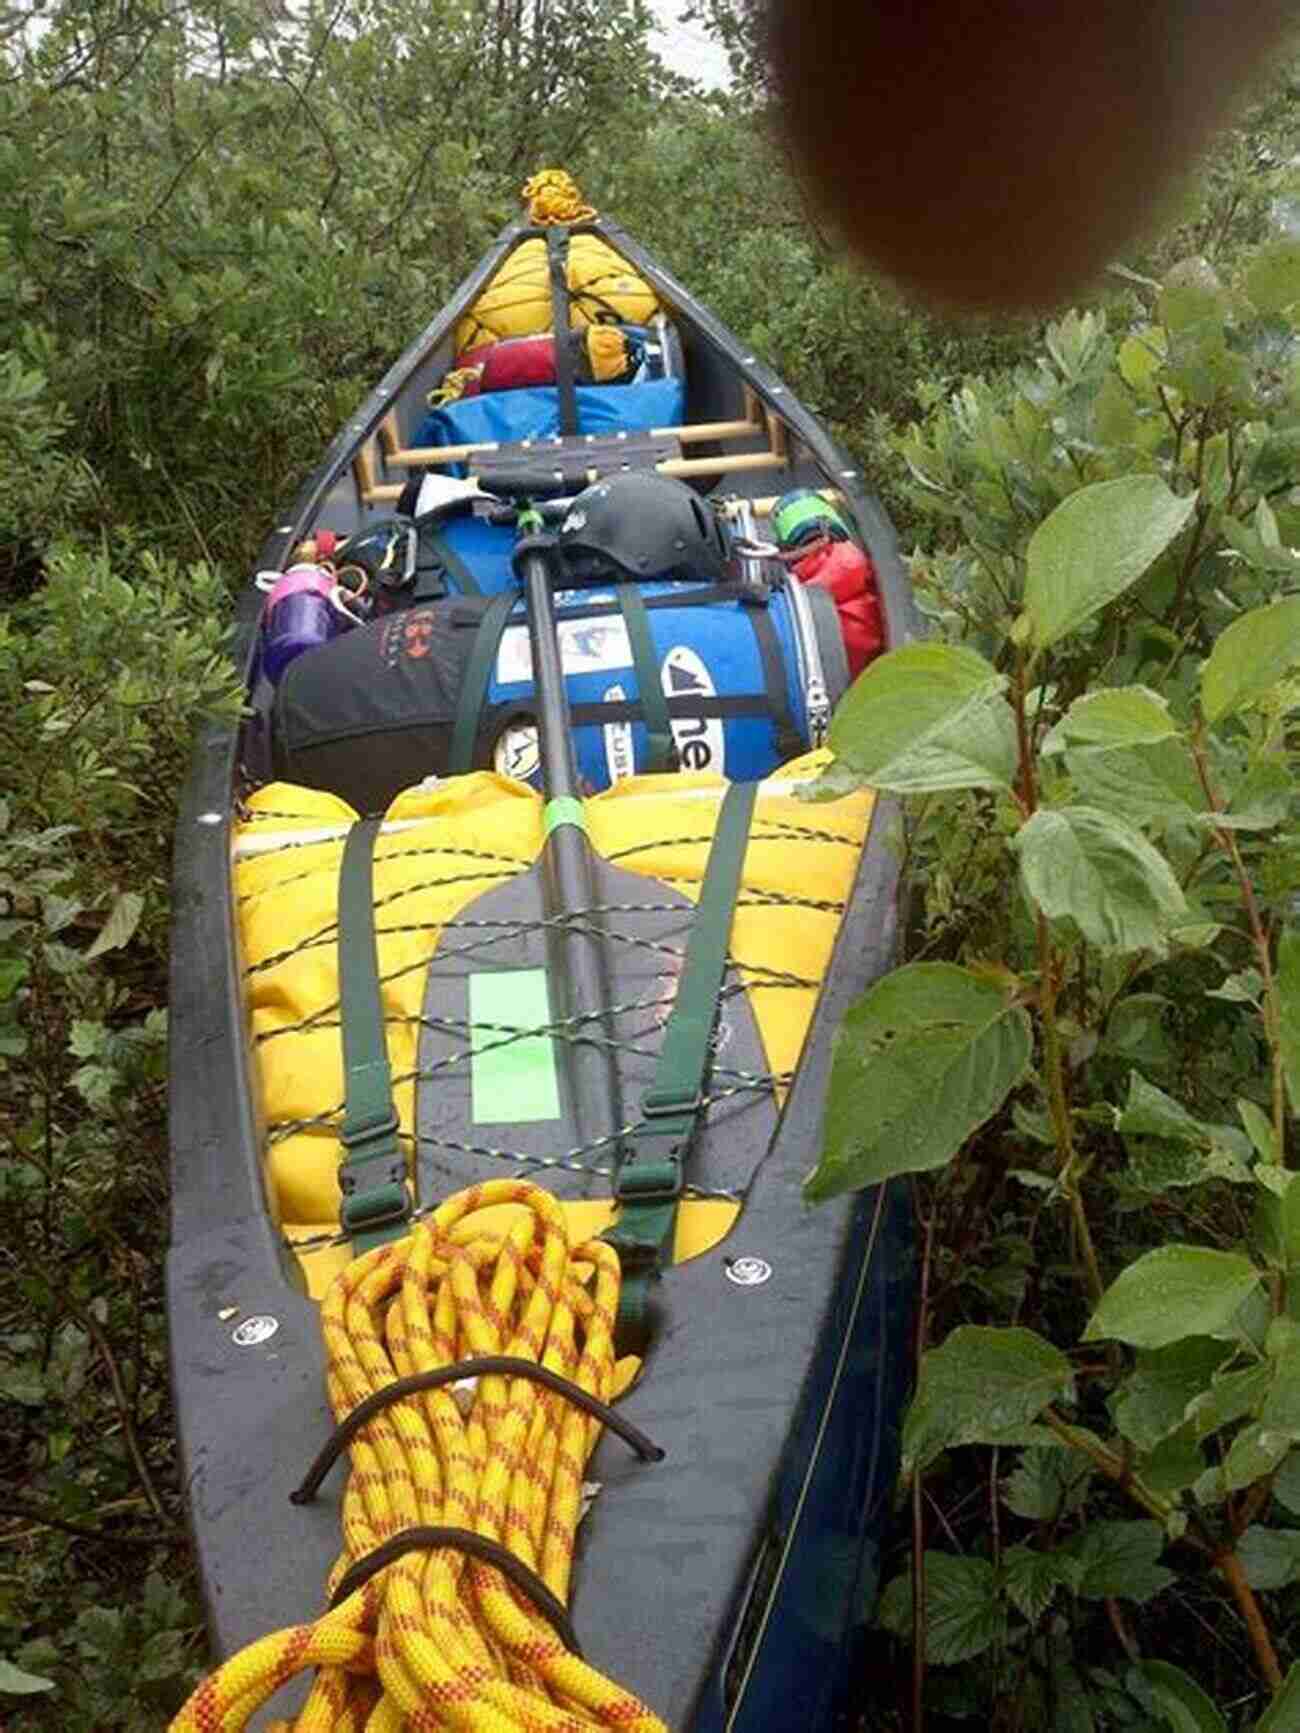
[170,1179,667,1733]
[428,364,484,406]
[522,170,596,226]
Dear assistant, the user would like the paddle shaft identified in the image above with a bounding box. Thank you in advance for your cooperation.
[519,541,582,804]
[516,534,624,1148]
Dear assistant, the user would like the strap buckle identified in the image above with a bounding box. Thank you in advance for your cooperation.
[614,1153,683,1205]
[339,1106,400,1162]
[604,1229,665,1275]
[641,1084,700,1120]
[338,1109,408,1226]
[339,1181,410,1238]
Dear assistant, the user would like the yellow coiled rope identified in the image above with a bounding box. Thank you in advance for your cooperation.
[171,1179,668,1732]
[522,169,596,226]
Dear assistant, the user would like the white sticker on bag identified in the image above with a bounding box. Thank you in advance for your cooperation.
[495,618,633,686]
[493,723,540,784]
[662,645,725,773]
[602,683,635,785]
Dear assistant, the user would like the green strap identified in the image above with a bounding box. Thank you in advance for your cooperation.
[421,518,482,599]
[616,582,678,774]
[546,227,578,437]
[449,591,517,774]
[605,779,758,1338]
[744,598,804,763]
[337,817,411,1252]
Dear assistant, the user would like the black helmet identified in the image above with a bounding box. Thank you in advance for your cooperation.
[557,474,731,584]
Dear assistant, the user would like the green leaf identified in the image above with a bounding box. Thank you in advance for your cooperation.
[1257,1662,1300,1732]
[797,758,866,804]
[1159,258,1228,332]
[1218,1422,1293,1495]
[1247,238,1300,316]
[902,1326,1074,1475]
[876,1553,1006,1665]
[828,643,1016,793]
[1125,1135,1251,1194]
[1041,686,1180,756]
[1277,928,1300,1120]
[1119,1073,1213,1143]
[1023,477,1197,651]
[1105,995,1174,1069]
[1187,1364,1274,1440]
[862,688,1020,793]
[1137,1430,1206,1496]
[1002,1444,1093,1520]
[1281,1170,1300,1269]
[1064,1520,1175,1603]
[1273,1452,1300,1517]
[1201,599,1300,724]
[1236,1526,1300,1591]
[0,1658,56,1696]
[1013,806,1187,952]
[1002,1544,1067,1622]
[1119,328,1167,392]
[1250,425,1300,496]
[1218,758,1294,832]
[1085,1246,1263,1349]
[1209,968,1263,1006]
[1260,1343,1300,1433]
[806,963,1032,1200]
[0,1366,46,1406]
[1111,1339,1232,1452]
[84,889,143,960]
[1241,1098,1281,1165]
[136,1626,188,1684]
[1220,512,1300,576]
[1133,1659,1227,1733]
[1067,739,1204,826]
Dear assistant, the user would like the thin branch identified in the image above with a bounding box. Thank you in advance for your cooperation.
[0,1495,176,1546]
[77,1306,174,1526]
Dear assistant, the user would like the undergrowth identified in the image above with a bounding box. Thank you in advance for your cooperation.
[809,186,1300,1730]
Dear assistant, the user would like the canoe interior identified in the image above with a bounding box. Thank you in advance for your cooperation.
[168,212,919,1729]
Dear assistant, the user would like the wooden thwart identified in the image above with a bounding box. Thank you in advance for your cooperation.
[355,397,792,505]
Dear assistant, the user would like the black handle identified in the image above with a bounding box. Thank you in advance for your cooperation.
[475,464,591,501]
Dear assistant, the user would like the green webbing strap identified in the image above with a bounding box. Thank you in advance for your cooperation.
[449,591,517,774]
[421,518,482,599]
[616,582,678,774]
[337,817,412,1252]
[745,599,803,763]
[606,778,758,1340]
[546,228,578,437]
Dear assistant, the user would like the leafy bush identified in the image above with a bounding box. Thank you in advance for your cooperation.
[806,228,1300,1722]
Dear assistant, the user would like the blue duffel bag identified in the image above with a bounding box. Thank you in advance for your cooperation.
[269,574,848,811]
[482,576,848,789]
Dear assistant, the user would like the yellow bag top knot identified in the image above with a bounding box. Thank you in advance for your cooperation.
[428,363,484,407]
[522,168,596,225]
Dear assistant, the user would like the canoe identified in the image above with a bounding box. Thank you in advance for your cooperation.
[167,181,919,1731]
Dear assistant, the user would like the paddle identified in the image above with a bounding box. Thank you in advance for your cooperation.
[412,484,774,1273]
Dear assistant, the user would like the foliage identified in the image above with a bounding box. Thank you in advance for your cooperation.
[806,188,1300,1722]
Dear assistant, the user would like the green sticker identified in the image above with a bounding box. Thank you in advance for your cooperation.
[469,969,561,1124]
[544,796,587,836]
